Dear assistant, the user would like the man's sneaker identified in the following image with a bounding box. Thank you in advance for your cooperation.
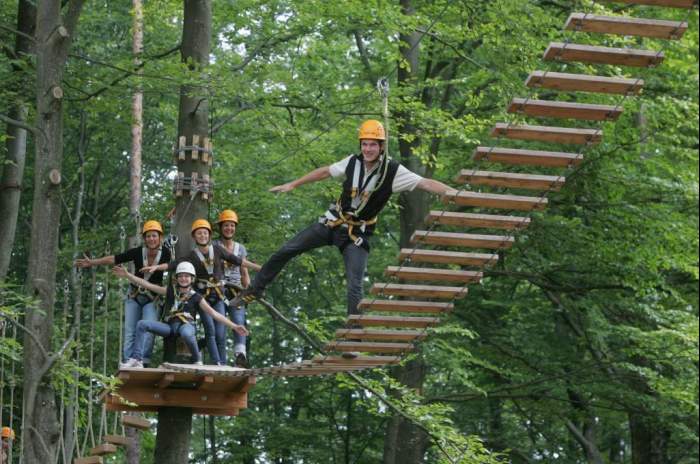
[119,358,144,369]
[230,288,261,308]
[234,352,249,368]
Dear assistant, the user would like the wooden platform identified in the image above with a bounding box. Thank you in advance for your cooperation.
[104,365,256,417]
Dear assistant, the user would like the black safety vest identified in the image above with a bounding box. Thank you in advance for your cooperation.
[338,154,399,225]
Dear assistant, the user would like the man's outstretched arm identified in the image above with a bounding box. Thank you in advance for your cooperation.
[269,166,331,193]
[417,178,458,196]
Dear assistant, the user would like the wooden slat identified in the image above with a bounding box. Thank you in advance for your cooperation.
[456,170,565,191]
[543,42,664,68]
[103,435,130,446]
[312,355,401,365]
[325,341,415,354]
[425,211,530,230]
[121,415,151,430]
[335,329,427,341]
[89,444,118,456]
[399,248,499,266]
[358,299,453,314]
[508,98,622,121]
[348,314,441,328]
[526,71,643,95]
[370,282,468,299]
[473,146,584,167]
[74,457,102,464]
[411,231,515,249]
[598,0,697,8]
[565,13,687,39]
[443,191,548,211]
[385,266,483,283]
[491,123,602,144]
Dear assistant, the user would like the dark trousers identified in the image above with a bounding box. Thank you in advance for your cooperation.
[251,223,369,315]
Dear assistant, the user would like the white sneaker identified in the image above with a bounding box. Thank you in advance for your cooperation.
[119,358,144,369]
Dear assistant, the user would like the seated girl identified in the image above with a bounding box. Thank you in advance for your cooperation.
[113,261,248,368]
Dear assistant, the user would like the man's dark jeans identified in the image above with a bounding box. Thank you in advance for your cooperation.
[251,222,369,315]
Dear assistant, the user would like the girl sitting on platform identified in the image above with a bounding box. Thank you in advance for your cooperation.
[113,261,248,368]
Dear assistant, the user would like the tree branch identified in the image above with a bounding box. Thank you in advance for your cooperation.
[0,113,47,142]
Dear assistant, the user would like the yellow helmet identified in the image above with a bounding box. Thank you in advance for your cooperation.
[358,119,385,141]
[216,209,239,225]
[191,219,212,235]
[142,220,163,235]
[1,426,14,439]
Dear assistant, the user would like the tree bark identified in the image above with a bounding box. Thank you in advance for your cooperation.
[629,413,670,464]
[0,0,35,280]
[128,0,144,249]
[22,1,84,463]
[154,1,212,461]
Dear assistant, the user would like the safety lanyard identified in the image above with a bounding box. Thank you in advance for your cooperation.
[141,246,162,282]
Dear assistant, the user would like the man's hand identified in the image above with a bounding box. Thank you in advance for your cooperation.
[269,182,295,194]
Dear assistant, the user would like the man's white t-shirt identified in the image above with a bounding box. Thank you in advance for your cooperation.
[329,155,424,194]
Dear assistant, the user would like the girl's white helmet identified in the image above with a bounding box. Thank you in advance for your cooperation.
[175,261,196,276]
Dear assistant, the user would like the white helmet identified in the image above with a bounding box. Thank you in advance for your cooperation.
[175,261,196,277]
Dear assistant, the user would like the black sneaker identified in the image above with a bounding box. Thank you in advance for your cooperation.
[234,352,249,368]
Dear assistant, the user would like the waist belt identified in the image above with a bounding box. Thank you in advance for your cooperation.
[168,311,194,324]
[196,278,228,305]
[128,285,160,303]
[324,209,377,247]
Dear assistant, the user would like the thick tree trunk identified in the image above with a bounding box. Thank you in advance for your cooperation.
[154,1,212,461]
[22,1,84,463]
[0,0,35,280]
[629,413,670,464]
[128,0,144,250]
[384,2,429,463]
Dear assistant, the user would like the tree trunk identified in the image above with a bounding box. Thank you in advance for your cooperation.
[383,1,429,463]
[0,0,35,280]
[629,413,669,464]
[154,1,212,461]
[22,1,84,463]
[128,0,144,249]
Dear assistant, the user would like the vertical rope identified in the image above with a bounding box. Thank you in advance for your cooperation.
[377,78,390,158]
[80,261,99,454]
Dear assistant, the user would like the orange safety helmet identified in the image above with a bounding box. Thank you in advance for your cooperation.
[1,426,14,440]
[216,209,239,225]
[358,119,386,141]
[191,219,212,235]
[142,220,164,235]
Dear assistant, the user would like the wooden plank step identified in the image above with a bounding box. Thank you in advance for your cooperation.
[473,146,584,167]
[425,211,530,230]
[411,231,515,249]
[565,13,687,39]
[122,415,150,430]
[90,444,118,456]
[325,341,415,354]
[74,457,103,464]
[335,329,427,341]
[598,0,697,9]
[385,266,483,283]
[104,434,130,446]
[491,123,602,145]
[456,170,565,191]
[312,355,401,365]
[508,98,622,121]
[544,42,664,68]
[526,71,643,95]
[358,299,453,314]
[400,248,499,266]
[443,191,548,211]
[348,314,441,328]
[370,282,468,299]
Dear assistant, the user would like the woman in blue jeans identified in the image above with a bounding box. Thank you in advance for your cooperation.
[75,220,171,365]
[113,261,248,368]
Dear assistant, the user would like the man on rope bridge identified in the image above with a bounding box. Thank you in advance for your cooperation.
[213,209,253,368]
[75,220,171,366]
[1,427,14,464]
[113,261,248,368]
[232,119,456,357]
[145,219,261,366]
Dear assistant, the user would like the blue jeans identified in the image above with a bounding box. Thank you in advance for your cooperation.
[227,304,247,357]
[198,298,226,364]
[123,294,159,363]
[251,223,369,315]
[132,319,200,363]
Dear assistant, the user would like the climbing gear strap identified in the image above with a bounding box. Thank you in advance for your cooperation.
[194,244,215,275]
[325,204,378,247]
[168,288,196,323]
[196,277,228,305]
